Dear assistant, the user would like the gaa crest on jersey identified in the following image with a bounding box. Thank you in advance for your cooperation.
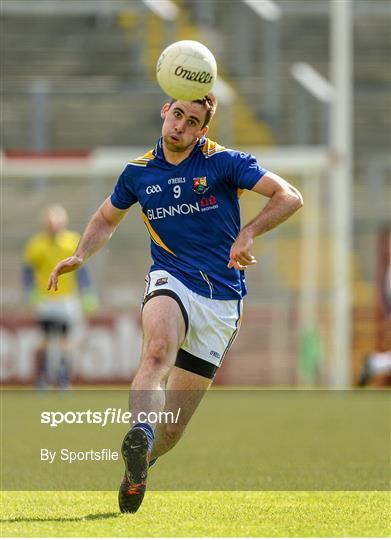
[192,176,209,195]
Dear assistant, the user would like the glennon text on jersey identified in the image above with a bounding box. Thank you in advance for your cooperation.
[147,200,219,220]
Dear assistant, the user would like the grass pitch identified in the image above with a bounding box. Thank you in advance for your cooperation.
[1,490,390,537]
[2,389,390,536]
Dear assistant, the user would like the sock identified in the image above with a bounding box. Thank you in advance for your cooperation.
[35,350,48,388]
[57,356,71,388]
[133,422,155,452]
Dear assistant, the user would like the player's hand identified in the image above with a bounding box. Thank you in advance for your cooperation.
[228,230,257,270]
[47,255,84,291]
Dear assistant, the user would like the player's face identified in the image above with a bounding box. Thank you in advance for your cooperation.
[161,100,208,152]
[44,208,68,235]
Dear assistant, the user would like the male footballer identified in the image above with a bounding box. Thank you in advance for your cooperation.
[48,93,303,513]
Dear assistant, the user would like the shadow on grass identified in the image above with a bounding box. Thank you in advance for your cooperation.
[1,512,121,523]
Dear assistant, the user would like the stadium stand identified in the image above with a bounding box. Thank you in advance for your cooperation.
[2,0,390,384]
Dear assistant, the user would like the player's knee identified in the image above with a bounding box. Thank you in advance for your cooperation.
[144,338,170,368]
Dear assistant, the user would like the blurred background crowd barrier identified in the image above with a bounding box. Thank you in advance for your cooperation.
[1,0,390,386]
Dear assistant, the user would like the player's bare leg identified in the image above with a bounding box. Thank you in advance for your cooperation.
[130,296,185,422]
[119,295,185,513]
[150,366,212,460]
[34,338,50,389]
[56,335,72,389]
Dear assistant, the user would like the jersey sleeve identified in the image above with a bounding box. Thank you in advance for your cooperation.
[110,166,138,209]
[227,151,267,190]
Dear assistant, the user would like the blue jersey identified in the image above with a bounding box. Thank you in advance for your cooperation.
[111,137,267,300]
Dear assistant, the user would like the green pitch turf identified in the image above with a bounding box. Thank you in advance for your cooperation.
[1,490,390,537]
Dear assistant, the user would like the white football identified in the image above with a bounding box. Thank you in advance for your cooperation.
[156,40,217,101]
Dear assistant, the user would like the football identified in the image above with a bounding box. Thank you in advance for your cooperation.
[156,40,217,101]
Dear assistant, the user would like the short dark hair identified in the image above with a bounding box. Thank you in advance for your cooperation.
[169,92,217,128]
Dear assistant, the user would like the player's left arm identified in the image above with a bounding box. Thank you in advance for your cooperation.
[228,172,303,270]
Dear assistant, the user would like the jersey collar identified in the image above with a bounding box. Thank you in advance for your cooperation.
[155,136,207,163]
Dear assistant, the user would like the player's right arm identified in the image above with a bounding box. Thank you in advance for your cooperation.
[48,198,128,291]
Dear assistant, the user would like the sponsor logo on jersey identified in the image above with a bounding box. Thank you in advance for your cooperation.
[146,185,162,194]
[200,195,217,208]
[210,350,221,359]
[192,177,209,195]
[147,202,200,220]
[200,195,219,212]
[168,177,186,185]
[155,277,168,286]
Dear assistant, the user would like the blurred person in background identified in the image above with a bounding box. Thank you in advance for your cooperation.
[47,94,303,512]
[358,259,391,386]
[22,204,98,388]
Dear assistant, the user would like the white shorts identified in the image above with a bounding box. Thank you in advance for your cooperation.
[143,270,243,378]
[37,296,83,327]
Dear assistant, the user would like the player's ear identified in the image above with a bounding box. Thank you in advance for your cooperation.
[161,103,170,119]
[201,125,208,137]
